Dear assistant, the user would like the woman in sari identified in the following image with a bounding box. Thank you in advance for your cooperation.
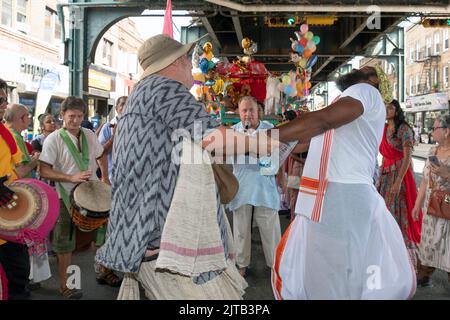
[377,99,422,267]
[413,115,450,287]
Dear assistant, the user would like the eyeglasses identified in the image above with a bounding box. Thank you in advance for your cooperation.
[432,126,446,131]
[0,97,8,105]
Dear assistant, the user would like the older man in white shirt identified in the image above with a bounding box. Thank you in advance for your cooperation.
[229,96,281,277]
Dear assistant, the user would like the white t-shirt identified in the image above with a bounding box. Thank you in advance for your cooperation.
[327,83,386,184]
[39,127,104,198]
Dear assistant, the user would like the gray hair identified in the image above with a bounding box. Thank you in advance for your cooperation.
[435,114,450,129]
[238,95,257,108]
[3,104,28,123]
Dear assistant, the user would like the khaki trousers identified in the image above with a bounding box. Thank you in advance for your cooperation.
[233,205,281,268]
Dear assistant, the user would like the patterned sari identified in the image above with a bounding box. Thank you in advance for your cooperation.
[378,123,422,250]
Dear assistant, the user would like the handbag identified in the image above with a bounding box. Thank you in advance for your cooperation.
[211,163,239,204]
[427,158,450,220]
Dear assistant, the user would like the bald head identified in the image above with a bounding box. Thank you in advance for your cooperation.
[4,104,30,132]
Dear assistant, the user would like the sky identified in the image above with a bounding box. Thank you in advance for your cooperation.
[131,10,193,42]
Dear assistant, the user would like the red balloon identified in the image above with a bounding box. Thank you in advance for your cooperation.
[300,38,308,47]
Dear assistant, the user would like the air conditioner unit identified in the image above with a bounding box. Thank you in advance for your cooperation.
[16,22,30,34]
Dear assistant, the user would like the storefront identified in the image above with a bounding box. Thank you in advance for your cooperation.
[404,92,449,144]
[87,65,116,129]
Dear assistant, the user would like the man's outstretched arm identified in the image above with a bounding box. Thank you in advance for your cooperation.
[276,96,364,143]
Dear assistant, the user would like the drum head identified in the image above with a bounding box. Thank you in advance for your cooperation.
[0,179,59,244]
[73,181,111,213]
[0,185,38,230]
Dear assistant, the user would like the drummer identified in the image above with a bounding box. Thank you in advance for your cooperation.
[39,96,111,299]
[0,79,31,300]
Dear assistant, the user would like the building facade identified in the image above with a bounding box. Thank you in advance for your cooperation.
[0,0,144,134]
[404,23,449,143]
[89,18,143,125]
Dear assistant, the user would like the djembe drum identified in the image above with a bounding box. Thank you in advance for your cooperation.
[0,178,59,248]
[70,180,111,232]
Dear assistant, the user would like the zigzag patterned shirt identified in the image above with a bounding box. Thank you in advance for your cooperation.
[95,75,225,274]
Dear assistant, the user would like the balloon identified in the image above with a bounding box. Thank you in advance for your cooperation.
[295,44,304,54]
[303,48,312,59]
[208,60,216,69]
[306,81,312,89]
[199,58,209,74]
[291,41,298,51]
[284,86,294,95]
[300,24,309,34]
[310,44,317,53]
[307,40,315,49]
[300,38,308,47]
[242,37,251,49]
[296,82,303,92]
[282,75,291,85]
[305,31,314,41]
[313,35,321,45]
[298,58,307,69]
[306,54,318,69]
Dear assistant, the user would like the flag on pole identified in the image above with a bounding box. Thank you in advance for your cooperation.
[162,0,173,38]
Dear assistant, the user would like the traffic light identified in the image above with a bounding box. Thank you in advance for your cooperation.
[265,16,300,27]
[421,18,450,28]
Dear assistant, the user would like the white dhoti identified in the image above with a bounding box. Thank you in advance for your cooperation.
[272,182,416,300]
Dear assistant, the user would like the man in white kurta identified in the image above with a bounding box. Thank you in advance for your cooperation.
[272,66,416,300]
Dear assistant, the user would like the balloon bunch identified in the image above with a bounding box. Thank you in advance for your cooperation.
[191,42,219,100]
[277,70,298,97]
[286,23,320,97]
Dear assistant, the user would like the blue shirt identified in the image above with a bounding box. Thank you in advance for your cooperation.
[228,121,280,211]
[98,121,113,181]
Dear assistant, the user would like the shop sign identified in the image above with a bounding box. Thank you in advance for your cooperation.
[405,92,449,113]
[89,69,112,91]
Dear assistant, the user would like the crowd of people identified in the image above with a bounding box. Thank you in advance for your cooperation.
[1,34,450,300]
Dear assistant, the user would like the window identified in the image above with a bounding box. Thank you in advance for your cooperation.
[54,13,61,41]
[44,8,52,42]
[416,74,420,93]
[426,37,432,57]
[409,47,414,64]
[16,0,27,24]
[444,29,449,52]
[444,66,449,88]
[434,68,439,88]
[409,77,414,95]
[102,39,113,67]
[415,42,420,60]
[426,72,430,91]
[434,32,440,55]
[1,0,12,26]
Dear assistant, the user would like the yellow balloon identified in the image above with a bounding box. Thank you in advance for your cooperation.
[296,82,303,92]
[306,31,314,41]
[242,37,251,49]
[203,42,213,53]
[282,75,291,85]
[299,58,307,69]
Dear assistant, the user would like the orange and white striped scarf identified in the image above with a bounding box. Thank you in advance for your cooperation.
[295,129,334,223]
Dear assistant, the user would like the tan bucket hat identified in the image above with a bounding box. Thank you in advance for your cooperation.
[138,34,208,81]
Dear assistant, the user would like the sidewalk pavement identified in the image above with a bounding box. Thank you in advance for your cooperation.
[412,143,435,160]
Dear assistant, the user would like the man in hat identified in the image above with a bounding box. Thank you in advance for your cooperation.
[95,35,274,300]
[271,66,416,299]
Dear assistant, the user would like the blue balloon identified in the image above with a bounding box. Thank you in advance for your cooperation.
[295,44,304,54]
[199,58,209,74]
[284,86,294,95]
[306,55,318,69]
